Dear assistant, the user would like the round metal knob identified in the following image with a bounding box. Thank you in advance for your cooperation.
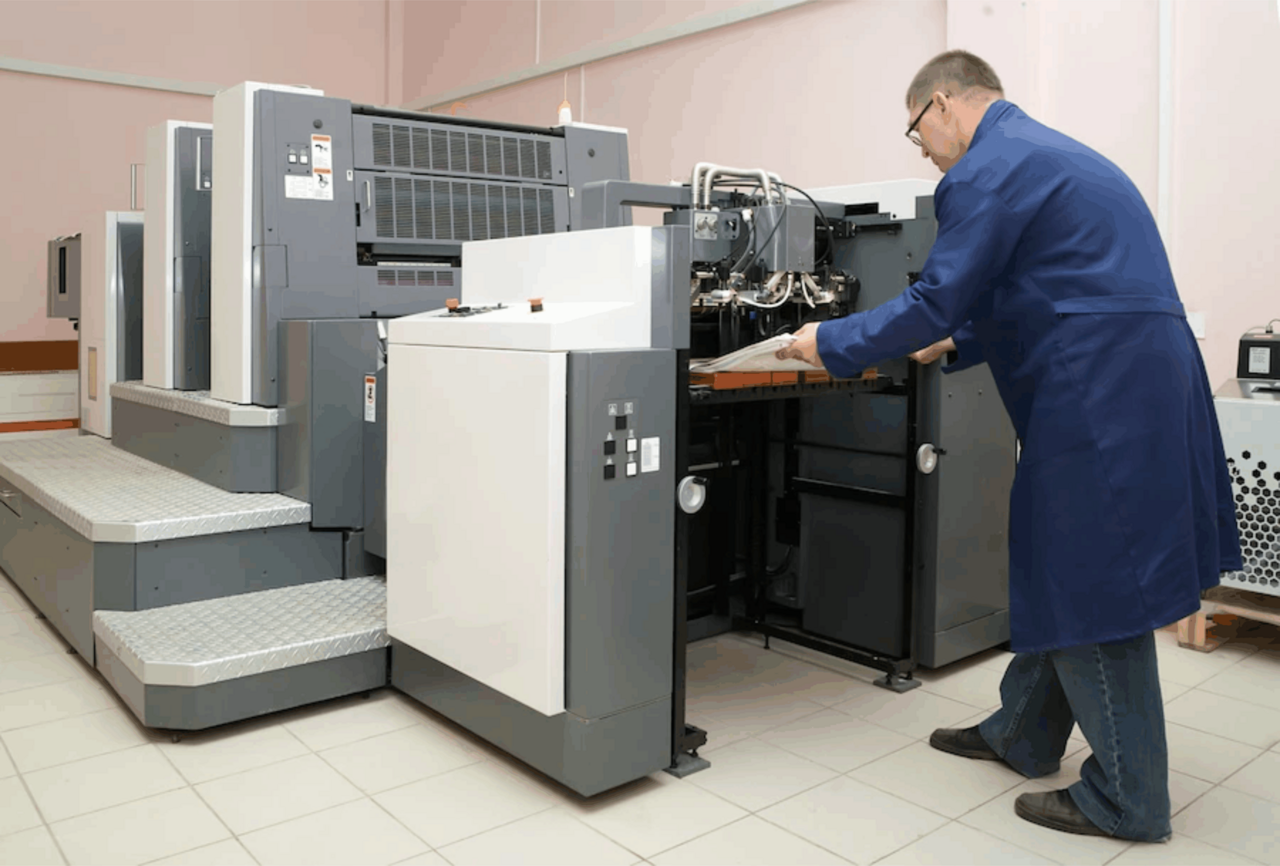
[677,476,708,514]
[917,444,939,475]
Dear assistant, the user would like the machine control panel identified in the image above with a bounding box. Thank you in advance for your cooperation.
[602,399,655,481]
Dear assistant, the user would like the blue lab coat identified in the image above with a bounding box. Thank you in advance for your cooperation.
[816,101,1241,653]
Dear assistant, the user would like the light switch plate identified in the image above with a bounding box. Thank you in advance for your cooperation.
[1187,311,1206,340]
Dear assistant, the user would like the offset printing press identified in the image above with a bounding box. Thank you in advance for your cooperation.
[386,171,1017,794]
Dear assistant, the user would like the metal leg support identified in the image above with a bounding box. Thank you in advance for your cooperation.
[665,751,712,779]
[875,671,923,693]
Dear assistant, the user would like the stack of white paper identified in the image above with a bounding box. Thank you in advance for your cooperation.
[689,334,817,374]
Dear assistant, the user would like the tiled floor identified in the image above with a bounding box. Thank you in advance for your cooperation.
[2,564,1279,866]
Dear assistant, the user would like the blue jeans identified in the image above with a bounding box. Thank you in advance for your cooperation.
[978,631,1172,842]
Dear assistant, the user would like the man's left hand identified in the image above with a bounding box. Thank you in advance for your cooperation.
[776,322,825,368]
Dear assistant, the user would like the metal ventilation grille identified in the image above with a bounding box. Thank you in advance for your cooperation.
[371,177,558,242]
[365,120,558,181]
[376,268,456,287]
[1224,451,1280,592]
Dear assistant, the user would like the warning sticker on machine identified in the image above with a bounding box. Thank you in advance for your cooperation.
[311,135,332,170]
[1250,346,1272,375]
[284,169,334,201]
[364,375,377,422]
[641,437,660,473]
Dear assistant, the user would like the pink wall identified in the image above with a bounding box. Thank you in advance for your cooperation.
[0,0,391,342]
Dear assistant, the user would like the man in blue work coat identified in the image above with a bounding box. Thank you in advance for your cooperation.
[778,50,1241,842]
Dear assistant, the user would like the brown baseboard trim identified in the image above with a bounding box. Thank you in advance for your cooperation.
[0,341,79,373]
[0,419,80,434]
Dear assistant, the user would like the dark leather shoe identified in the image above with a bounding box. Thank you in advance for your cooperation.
[1015,789,1108,837]
[929,726,1001,760]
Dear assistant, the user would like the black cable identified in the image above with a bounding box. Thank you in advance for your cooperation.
[732,192,788,276]
[777,181,835,266]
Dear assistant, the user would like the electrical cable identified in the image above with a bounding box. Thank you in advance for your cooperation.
[776,180,835,266]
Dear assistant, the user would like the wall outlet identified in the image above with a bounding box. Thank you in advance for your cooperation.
[1187,310,1206,340]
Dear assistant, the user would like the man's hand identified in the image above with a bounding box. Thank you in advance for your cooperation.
[909,337,956,366]
[775,322,825,368]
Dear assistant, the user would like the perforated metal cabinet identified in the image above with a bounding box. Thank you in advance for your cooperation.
[1215,379,1280,598]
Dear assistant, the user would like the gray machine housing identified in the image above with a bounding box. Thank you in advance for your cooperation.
[116,220,146,384]
[395,344,680,798]
[172,125,214,390]
[248,91,631,408]
[47,234,82,321]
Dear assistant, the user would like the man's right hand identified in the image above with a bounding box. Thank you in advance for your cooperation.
[909,337,956,365]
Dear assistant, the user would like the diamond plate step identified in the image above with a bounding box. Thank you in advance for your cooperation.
[0,436,309,542]
[94,577,388,687]
[111,382,283,427]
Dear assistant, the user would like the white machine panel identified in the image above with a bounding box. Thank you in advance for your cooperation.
[210,82,322,405]
[144,120,211,390]
[390,227,655,352]
[387,345,567,716]
[80,211,142,438]
[1215,379,1280,598]
[809,178,938,220]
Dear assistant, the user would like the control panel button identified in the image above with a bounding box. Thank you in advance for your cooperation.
[300,154,309,164]
[616,415,628,431]
[603,440,616,456]
[288,153,298,164]
[626,462,638,477]
[626,439,637,453]
[603,465,616,480]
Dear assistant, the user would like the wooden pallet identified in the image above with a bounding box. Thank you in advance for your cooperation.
[1176,586,1280,652]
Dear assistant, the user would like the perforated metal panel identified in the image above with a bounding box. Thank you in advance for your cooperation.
[362,172,567,244]
[360,118,563,183]
[1215,381,1280,599]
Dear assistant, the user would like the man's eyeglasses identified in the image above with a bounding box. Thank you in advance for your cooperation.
[906,100,933,148]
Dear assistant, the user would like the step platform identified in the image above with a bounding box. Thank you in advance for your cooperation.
[0,436,341,662]
[95,577,389,730]
[111,382,283,493]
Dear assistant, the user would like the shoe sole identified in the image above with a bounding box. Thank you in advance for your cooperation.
[1014,797,1109,837]
[928,732,1002,761]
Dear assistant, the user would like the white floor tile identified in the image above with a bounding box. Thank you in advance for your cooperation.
[759,708,916,773]
[0,678,113,733]
[1197,660,1280,714]
[319,722,481,794]
[561,772,747,860]
[832,687,978,741]
[0,775,43,837]
[0,743,13,780]
[195,754,363,834]
[765,637,886,684]
[759,776,947,865]
[23,743,185,823]
[1156,640,1256,688]
[0,610,40,637]
[143,839,259,866]
[1169,771,1215,816]
[239,798,430,866]
[0,653,83,697]
[849,741,1026,820]
[687,688,826,738]
[283,693,421,752]
[649,815,848,866]
[50,788,230,866]
[0,591,31,616]
[1165,722,1263,784]
[1159,680,1192,703]
[440,807,637,866]
[1221,751,1280,805]
[3,708,151,774]
[685,737,838,812]
[0,825,65,866]
[684,712,752,754]
[916,664,1006,710]
[158,721,308,785]
[1165,690,1280,749]
[0,631,58,665]
[1108,833,1261,865]
[754,656,883,708]
[875,821,1056,865]
[1172,786,1280,864]
[375,761,555,850]
[957,782,1136,865]
[392,854,449,866]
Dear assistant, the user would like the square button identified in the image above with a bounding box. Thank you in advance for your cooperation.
[626,463,638,478]
[300,154,309,164]
[603,440,616,456]
[626,439,637,454]
[603,465,616,480]
[615,416,628,431]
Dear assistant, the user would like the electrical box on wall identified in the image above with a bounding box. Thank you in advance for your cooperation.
[1238,331,1280,380]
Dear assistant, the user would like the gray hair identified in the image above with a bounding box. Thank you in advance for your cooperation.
[906,50,1004,110]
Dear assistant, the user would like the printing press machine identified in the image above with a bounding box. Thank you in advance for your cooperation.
[0,80,1018,799]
